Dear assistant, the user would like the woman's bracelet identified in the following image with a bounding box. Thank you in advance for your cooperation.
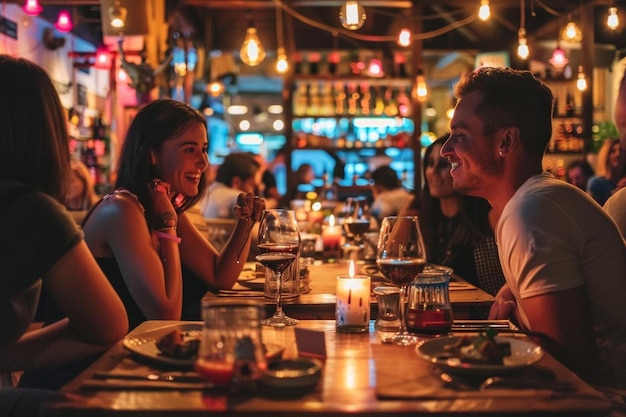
[153,212,177,230]
[155,229,181,243]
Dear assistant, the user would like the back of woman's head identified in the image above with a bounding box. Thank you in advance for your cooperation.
[115,99,206,212]
[0,55,69,200]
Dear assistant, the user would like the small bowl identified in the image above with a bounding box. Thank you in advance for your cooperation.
[261,357,323,389]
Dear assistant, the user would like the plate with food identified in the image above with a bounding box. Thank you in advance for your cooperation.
[123,322,285,367]
[122,322,203,367]
[416,329,543,375]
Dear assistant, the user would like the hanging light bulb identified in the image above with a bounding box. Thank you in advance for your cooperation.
[479,0,491,21]
[517,28,529,60]
[607,7,619,30]
[94,47,112,69]
[109,0,127,29]
[23,0,43,16]
[55,10,73,33]
[339,1,366,30]
[207,81,225,97]
[276,47,289,74]
[577,66,587,91]
[239,25,266,66]
[397,28,411,47]
[415,70,428,102]
[561,20,582,42]
[549,46,569,69]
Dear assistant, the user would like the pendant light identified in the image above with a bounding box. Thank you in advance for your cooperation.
[576,66,587,91]
[397,28,411,47]
[339,1,366,30]
[549,22,568,70]
[275,5,288,74]
[55,10,73,33]
[561,18,582,43]
[23,0,43,16]
[239,15,266,67]
[607,7,619,30]
[517,0,529,60]
[478,0,491,21]
[109,0,127,29]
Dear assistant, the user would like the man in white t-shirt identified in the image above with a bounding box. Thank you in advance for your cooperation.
[370,165,412,223]
[441,67,626,389]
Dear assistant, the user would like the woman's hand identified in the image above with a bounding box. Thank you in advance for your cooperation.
[233,192,265,223]
[147,179,178,228]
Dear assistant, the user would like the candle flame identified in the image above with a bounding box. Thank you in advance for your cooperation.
[329,214,335,227]
[349,259,355,277]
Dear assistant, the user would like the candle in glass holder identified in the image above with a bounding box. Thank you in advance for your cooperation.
[322,214,342,259]
[336,260,370,333]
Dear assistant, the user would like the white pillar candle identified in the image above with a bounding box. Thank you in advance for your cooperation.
[336,260,370,332]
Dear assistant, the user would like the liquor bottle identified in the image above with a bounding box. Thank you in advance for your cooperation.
[373,86,385,116]
[334,81,346,116]
[360,83,371,116]
[565,90,575,117]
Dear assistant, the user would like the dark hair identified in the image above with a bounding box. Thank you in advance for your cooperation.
[0,55,70,200]
[215,152,260,185]
[115,99,207,221]
[566,159,595,179]
[371,165,400,190]
[418,135,492,259]
[454,67,554,156]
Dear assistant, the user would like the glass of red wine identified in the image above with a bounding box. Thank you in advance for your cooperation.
[256,209,301,327]
[343,196,371,260]
[376,216,427,345]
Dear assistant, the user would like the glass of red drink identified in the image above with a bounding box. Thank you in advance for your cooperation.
[195,299,267,392]
[406,265,453,335]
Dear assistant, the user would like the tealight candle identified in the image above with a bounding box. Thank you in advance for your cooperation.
[336,260,371,333]
[322,214,342,259]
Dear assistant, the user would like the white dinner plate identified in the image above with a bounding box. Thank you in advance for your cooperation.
[416,336,544,375]
[123,322,202,367]
[237,276,266,291]
[123,322,285,367]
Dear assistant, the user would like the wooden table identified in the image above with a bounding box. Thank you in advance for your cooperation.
[41,320,611,417]
[206,260,495,320]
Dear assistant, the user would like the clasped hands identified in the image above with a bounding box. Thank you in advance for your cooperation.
[234,192,265,225]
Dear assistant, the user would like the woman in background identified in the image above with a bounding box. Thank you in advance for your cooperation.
[64,159,100,224]
[402,136,505,296]
[0,55,127,414]
[587,138,623,205]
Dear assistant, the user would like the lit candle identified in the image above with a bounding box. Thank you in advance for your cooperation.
[322,214,342,259]
[336,260,371,333]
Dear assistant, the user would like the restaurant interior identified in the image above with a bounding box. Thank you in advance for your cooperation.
[2,2,626,416]
[2,0,626,195]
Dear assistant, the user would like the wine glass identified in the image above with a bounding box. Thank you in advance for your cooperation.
[376,216,427,345]
[256,209,301,327]
[343,197,371,261]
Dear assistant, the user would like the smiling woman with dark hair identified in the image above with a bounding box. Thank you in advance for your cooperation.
[20,99,265,391]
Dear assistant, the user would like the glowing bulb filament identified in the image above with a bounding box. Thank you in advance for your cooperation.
[397,28,411,47]
[517,28,529,60]
[479,0,490,21]
[608,7,619,30]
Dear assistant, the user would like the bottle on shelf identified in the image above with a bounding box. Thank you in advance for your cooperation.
[565,90,575,117]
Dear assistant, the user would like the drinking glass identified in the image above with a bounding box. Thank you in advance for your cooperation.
[343,196,371,261]
[376,216,427,345]
[256,209,301,327]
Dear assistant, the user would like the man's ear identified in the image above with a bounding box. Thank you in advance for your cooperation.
[498,127,521,156]
[230,176,242,190]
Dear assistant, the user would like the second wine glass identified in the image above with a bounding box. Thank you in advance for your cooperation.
[256,209,301,327]
[376,216,427,345]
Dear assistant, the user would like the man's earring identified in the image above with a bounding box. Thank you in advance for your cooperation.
[499,150,504,157]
